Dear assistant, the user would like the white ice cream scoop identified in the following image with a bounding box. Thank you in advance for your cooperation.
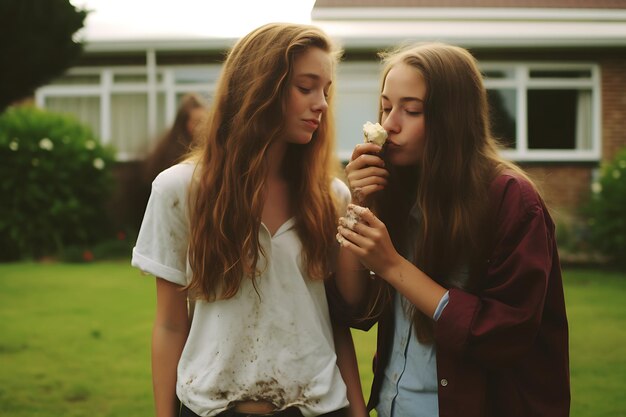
[363,121,388,147]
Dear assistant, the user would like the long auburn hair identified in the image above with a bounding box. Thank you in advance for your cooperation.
[186,23,342,301]
[369,43,534,341]
[143,93,208,183]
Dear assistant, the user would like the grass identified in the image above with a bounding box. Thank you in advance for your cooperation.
[0,262,624,416]
[562,269,626,417]
[0,262,154,417]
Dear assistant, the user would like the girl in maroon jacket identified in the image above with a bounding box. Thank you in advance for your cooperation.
[335,43,570,417]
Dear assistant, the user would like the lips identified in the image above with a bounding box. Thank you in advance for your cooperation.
[303,119,320,130]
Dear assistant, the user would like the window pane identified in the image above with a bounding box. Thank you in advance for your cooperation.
[175,67,220,84]
[111,94,149,157]
[156,92,167,134]
[529,69,591,79]
[335,91,379,160]
[176,91,211,104]
[45,96,101,138]
[487,89,516,148]
[114,73,148,83]
[483,69,515,80]
[49,74,100,85]
[527,89,592,150]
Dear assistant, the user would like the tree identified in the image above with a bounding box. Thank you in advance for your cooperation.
[0,0,87,112]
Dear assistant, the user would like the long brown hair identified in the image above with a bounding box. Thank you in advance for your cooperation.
[143,93,208,183]
[371,43,533,341]
[186,23,342,301]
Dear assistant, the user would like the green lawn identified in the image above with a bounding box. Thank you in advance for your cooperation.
[0,262,624,417]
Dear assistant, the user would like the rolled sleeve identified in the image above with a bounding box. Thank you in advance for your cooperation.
[131,166,191,286]
[433,291,450,321]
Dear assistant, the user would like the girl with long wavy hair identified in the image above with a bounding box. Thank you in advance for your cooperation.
[335,43,570,417]
[132,23,366,417]
[142,93,208,186]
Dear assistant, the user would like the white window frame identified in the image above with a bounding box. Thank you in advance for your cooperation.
[37,58,602,163]
[36,54,221,161]
[334,61,601,162]
[482,61,601,162]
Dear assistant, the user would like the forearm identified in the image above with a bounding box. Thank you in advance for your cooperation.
[336,246,371,309]
[332,322,367,417]
[381,255,446,319]
[152,323,189,417]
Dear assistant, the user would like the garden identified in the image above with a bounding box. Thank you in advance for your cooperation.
[1,106,625,416]
[0,262,625,416]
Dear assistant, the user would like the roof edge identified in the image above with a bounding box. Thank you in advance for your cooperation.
[312,7,626,22]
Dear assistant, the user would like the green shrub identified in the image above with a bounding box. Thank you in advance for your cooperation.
[60,232,134,263]
[585,147,626,268]
[0,106,115,260]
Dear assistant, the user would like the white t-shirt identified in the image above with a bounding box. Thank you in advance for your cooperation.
[131,163,350,417]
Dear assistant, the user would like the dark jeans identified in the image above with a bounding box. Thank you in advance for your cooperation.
[180,403,348,417]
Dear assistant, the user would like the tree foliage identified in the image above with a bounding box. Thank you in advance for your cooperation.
[0,106,115,261]
[0,0,87,112]
[585,147,626,269]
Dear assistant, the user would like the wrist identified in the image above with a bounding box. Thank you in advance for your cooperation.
[378,253,404,284]
[350,189,369,207]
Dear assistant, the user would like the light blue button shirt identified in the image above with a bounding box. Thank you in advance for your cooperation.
[376,291,449,417]
[376,203,451,417]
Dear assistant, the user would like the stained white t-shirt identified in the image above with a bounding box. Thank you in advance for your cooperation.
[131,162,350,417]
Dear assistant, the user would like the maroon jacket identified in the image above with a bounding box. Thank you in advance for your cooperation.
[346,173,570,417]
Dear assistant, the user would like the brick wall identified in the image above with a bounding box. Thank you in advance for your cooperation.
[521,164,593,224]
[601,58,626,160]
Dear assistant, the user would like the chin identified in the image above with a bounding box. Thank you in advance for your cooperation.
[387,155,410,167]
[387,151,420,167]
[290,134,314,145]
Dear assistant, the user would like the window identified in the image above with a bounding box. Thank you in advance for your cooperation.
[483,63,600,161]
[487,88,516,149]
[36,59,221,161]
[335,63,382,161]
[334,62,600,162]
[38,58,600,163]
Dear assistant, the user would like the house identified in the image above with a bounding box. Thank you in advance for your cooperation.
[35,0,626,231]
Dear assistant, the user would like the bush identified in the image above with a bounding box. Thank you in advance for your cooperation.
[585,147,626,268]
[0,106,115,261]
[60,231,135,263]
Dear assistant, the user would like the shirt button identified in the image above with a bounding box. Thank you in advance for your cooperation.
[440,378,448,387]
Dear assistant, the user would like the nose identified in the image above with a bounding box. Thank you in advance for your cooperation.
[312,92,328,113]
[382,110,400,134]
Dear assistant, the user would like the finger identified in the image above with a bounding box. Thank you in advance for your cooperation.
[337,225,372,248]
[350,143,383,162]
[350,205,385,229]
[348,219,377,237]
[349,185,385,205]
[347,166,389,182]
[346,154,385,172]
[339,216,377,236]
[348,176,388,191]
[336,231,369,258]
[339,216,358,230]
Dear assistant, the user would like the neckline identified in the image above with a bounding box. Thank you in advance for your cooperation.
[261,217,296,239]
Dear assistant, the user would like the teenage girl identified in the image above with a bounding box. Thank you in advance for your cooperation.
[133,23,366,417]
[336,43,570,417]
[142,92,208,185]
